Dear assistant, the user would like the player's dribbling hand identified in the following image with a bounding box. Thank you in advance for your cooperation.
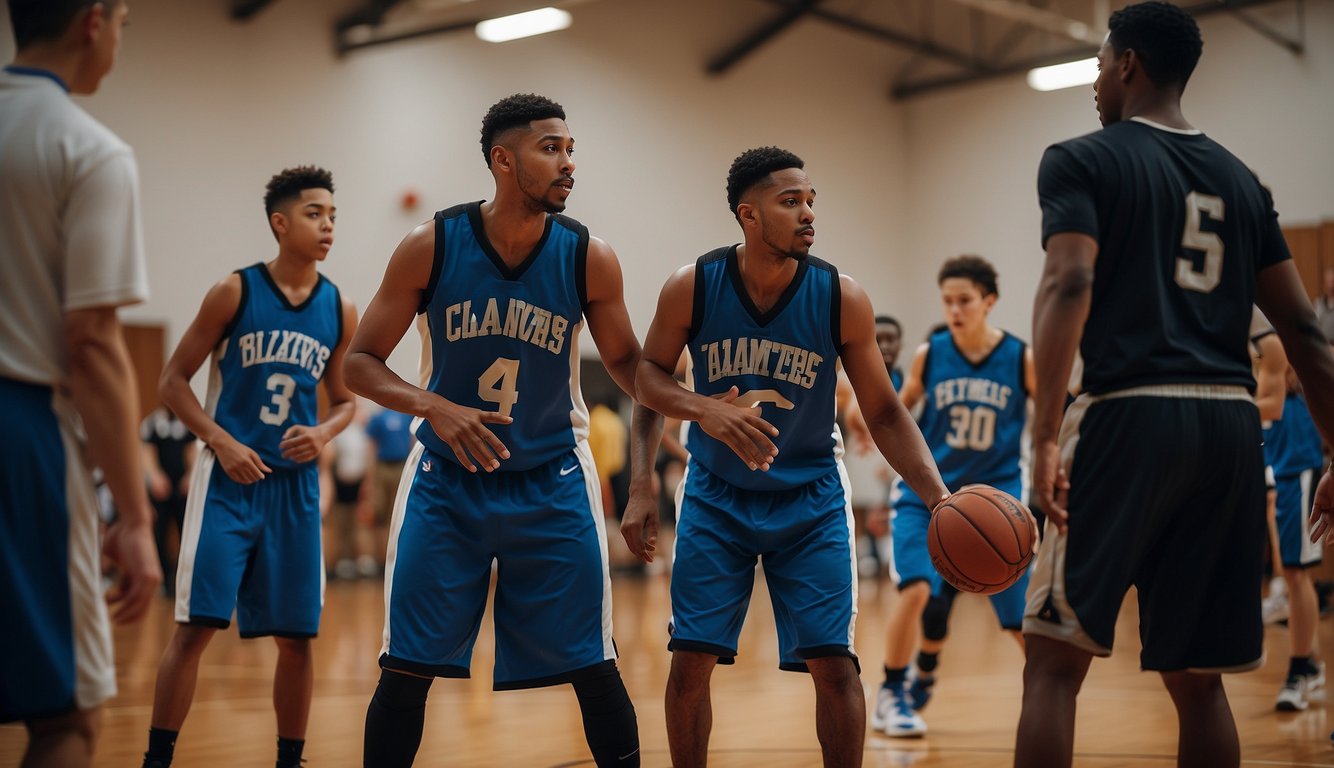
[426,398,512,473]
[1033,440,1070,533]
[697,386,780,472]
[620,486,659,564]
[1308,469,1334,545]
[212,434,272,484]
[280,424,329,463]
[102,514,163,624]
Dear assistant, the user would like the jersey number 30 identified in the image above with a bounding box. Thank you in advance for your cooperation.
[1177,191,1225,294]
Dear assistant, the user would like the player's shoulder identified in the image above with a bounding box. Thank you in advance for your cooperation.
[550,211,589,238]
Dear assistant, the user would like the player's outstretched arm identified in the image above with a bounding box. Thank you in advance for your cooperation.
[1256,260,1334,542]
[582,236,665,562]
[66,305,162,622]
[281,298,359,463]
[1031,232,1097,532]
[161,274,273,485]
[344,221,510,473]
[838,275,948,509]
[637,265,779,472]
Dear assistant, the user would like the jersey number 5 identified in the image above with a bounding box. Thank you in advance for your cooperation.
[478,358,520,417]
[1177,191,1225,293]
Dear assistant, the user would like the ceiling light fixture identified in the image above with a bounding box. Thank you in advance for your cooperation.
[475,7,572,43]
[1026,57,1099,91]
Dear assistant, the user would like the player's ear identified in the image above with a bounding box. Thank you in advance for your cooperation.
[736,202,757,228]
[1119,48,1137,84]
[270,211,288,238]
[489,144,513,174]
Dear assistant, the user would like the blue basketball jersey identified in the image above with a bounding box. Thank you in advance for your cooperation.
[416,202,588,472]
[1264,392,1324,478]
[910,330,1027,492]
[207,263,343,469]
[685,246,841,492]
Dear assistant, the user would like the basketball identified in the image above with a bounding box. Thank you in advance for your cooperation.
[927,485,1038,595]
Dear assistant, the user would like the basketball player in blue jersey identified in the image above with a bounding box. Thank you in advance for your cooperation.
[1266,370,1325,711]
[346,94,660,768]
[874,255,1035,738]
[634,146,949,768]
[1,3,161,765]
[1016,4,1334,766]
[141,167,358,768]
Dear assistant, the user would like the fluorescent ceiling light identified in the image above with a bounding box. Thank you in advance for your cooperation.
[1027,58,1098,91]
[475,7,572,43]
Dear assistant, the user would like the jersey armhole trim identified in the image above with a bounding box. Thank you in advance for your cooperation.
[828,266,842,351]
[574,222,591,313]
[1016,337,1030,396]
[420,211,447,315]
[331,282,345,359]
[219,266,250,343]
[687,255,709,342]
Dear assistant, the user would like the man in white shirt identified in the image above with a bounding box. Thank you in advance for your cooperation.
[0,2,160,766]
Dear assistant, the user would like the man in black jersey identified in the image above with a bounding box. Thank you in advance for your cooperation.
[1015,3,1334,767]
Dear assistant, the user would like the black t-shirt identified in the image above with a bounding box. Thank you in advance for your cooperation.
[1038,118,1290,395]
[141,409,194,483]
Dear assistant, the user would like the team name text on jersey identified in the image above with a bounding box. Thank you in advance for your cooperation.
[934,377,1013,410]
[444,297,569,355]
[700,337,824,390]
[236,330,331,379]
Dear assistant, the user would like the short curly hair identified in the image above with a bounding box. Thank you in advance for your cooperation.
[938,255,999,297]
[480,93,567,167]
[726,146,804,218]
[264,166,334,219]
[8,0,119,50]
[1108,1,1203,90]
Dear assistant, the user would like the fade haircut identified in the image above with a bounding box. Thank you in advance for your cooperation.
[726,146,804,219]
[7,0,120,50]
[874,315,902,333]
[264,166,335,220]
[938,255,999,297]
[1107,1,1203,90]
[479,93,567,167]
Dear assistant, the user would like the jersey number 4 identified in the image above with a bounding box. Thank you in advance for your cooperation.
[1177,191,1225,294]
[478,358,520,417]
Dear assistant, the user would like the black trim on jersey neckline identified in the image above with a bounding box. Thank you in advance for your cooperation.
[465,200,553,281]
[943,328,1014,371]
[255,261,326,312]
[689,247,731,342]
[724,244,810,327]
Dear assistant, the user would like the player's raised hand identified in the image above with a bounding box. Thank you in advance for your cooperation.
[1033,440,1070,533]
[425,397,512,473]
[697,386,779,471]
[280,424,330,464]
[620,485,660,563]
[102,514,163,624]
[212,434,272,484]
[1309,469,1334,545]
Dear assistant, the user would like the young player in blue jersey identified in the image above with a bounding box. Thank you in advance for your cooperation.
[873,255,1035,738]
[1,3,161,765]
[1018,4,1334,766]
[1266,369,1325,711]
[631,146,949,768]
[142,167,358,768]
[347,94,661,768]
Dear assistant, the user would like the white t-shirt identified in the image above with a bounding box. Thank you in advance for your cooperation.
[0,68,148,386]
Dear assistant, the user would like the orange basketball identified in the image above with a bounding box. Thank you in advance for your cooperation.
[927,485,1038,595]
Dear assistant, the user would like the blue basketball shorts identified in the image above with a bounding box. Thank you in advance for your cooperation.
[176,448,324,637]
[0,379,115,721]
[381,442,617,689]
[669,460,858,672]
[1276,467,1322,569]
[891,479,1030,631]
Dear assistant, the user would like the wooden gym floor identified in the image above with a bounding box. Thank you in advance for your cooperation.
[4,555,1334,767]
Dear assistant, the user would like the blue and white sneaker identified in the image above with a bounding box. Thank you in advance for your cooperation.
[872,681,927,737]
[907,668,936,711]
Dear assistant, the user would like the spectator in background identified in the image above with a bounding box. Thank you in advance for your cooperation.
[1316,267,1334,343]
[364,405,415,571]
[325,406,372,579]
[141,407,196,596]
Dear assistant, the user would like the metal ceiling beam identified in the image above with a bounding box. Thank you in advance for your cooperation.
[893,0,1296,99]
[708,0,824,74]
[760,0,986,73]
[948,0,1102,45]
[231,0,278,21]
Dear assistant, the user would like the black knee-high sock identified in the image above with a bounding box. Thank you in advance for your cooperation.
[572,665,640,767]
[142,727,178,767]
[363,670,432,768]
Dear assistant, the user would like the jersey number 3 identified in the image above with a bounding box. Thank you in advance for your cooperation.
[260,373,296,426]
[1176,191,1225,294]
